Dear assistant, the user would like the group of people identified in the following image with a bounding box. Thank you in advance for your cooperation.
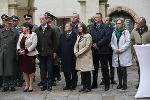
[0,12,150,93]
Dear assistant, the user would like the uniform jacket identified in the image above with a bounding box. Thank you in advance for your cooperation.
[0,28,19,76]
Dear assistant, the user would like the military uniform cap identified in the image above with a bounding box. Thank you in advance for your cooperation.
[6,17,13,24]
[1,14,8,21]
[12,15,20,21]
[23,14,32,20]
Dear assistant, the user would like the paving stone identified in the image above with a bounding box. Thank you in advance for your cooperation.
[0,66,140,100]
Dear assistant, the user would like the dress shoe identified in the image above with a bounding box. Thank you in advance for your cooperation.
[111,80,117,85]
[38,82,43,86]
[100,81,104,85]
[79,88,86,92]
[23,87,29,92]
[28,89,33,92]
[104,86,110,91]
[116,84,122,89]
[41,86,47,91]
[63,86,71,90]
[47,86,52,91]
[2,87,9,92]
[10,87,16,91]
[91,85,97,89]
[122,85,127,90]
[83,88,91,93]
[70,87,76,91]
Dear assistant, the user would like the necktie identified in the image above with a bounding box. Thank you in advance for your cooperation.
[96,24,99,29]
[66,34,70,38]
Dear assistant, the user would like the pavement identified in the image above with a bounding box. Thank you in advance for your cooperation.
[0,66,149,100]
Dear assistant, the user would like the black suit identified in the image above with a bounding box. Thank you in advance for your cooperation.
[89,23,112,88]
[58,32,78,88]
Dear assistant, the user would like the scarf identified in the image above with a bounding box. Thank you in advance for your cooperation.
[115,28,125,41]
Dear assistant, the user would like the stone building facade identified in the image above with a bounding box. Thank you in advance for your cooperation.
[1,0,150,30]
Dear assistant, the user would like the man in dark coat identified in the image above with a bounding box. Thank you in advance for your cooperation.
[89,13,112,91]
[35,15,57,91]
[99,16,117,85]
[58,22,77,90]
[0,17,19,92]
[71,13,80,34]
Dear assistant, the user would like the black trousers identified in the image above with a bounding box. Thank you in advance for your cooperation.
[3,76,15,88]
[117,67,127,86]
[92,54,110,86]
[39,56,53,87]
[16,71,23,85]
[53,61,61,82]
[16,55,23,85]
[81,71,91,89]
[108,54,115,81]
[63,71,78,88]
[0,77,3,86]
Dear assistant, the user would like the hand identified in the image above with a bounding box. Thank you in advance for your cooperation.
[93,43,99,49]
[21,50,25,55]
[19,49,25,55]
[116,50,122,54]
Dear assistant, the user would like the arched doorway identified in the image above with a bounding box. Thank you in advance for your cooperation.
[109,11,135,32]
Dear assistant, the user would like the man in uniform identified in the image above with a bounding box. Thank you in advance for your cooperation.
[23,14,38,32]
[12,15,23,87]
[0,14,8,29]
[42,12,61,86]
[12,15,23,34]
[0,14,8,88]
[0,17,19,92]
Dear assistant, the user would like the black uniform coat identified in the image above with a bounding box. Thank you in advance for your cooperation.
[89,23,112,54]
[0,28,19,76]
[58,32,77,72]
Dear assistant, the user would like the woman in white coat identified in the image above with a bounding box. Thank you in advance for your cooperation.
[74,23,94,92]
[111,19,132,90]
[17,22,38,92]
